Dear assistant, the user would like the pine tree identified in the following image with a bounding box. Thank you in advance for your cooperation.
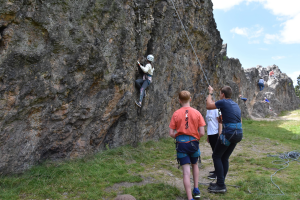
[295,75,300,97]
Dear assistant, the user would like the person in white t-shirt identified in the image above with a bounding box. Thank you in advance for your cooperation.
[206,97,222,180]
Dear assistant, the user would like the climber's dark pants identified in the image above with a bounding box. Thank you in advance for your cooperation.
[135,79,150,103]
[258,83,264,91]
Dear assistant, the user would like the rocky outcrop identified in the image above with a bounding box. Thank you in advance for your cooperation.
[0,0,299,174]
[244,65,300,118]
[218,45,300,118]
[0,0,223,174]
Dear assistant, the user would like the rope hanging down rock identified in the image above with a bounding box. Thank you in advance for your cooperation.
[170,0,210,86]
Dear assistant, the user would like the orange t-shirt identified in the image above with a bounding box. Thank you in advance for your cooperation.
[169,107,206,140]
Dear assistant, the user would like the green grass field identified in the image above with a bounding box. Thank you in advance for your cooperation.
[1,110,299,200]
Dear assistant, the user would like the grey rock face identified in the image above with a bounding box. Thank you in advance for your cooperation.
[0,0,223,174]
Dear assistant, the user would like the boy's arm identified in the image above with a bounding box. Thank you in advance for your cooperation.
[198,126,205,138]
[169,128,176,139]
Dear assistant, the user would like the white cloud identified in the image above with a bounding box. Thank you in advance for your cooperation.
[212,0,245,11]
[287,71,300,86]
[230,25,264,39]
[230,27,249,37]
[264,34,279,44]
[254,0,300,17]
[212,0,300,44]
[248,40,260,44]
[280,13,300,44]
[271,56,286,60]
[213,0,300,16]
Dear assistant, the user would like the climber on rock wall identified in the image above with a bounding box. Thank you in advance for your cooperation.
[262,97,272,111]
[239,95,247,103]
[135,55,154,107]
[269,70,277,80]
[169,91,206,200]
[258,77,265,91]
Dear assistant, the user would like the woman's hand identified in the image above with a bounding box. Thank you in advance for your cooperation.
[208,85,214,94]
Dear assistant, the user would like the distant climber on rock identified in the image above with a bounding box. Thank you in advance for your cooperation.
[269,70,277,80]
[239,95,247,103]
[262,97,272,111]
[135,55,154,107]
[258,77,265,91]
[169,90,206,200]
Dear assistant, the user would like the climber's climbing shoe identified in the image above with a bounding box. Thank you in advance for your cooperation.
[135,100,142,107]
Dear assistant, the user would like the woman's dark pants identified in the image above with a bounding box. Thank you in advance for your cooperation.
[208,134,219,172]
[208,134,219,152]
[135,79,150,102]
[212,132,243,186]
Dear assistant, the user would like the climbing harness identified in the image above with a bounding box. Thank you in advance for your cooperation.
[175,135,200,169]
[220,123,242,146]
[170,0,210,87]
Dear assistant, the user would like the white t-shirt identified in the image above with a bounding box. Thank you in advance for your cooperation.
[205,109,219,135]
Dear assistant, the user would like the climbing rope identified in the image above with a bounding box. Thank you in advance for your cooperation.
[170,0,210,86]
[249,151,300,196]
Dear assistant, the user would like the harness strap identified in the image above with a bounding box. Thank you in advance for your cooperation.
[176,139,198,143]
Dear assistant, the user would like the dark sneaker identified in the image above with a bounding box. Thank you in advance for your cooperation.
[192,188,200,199]
[135,101,141,107]
[208,184,227,193]
[209,171,215,175]
[207,173,217,179]
[209,182,217,187]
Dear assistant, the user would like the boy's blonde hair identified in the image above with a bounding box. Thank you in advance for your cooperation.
[179,90,191,103]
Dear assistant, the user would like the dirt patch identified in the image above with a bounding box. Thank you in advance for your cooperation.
[252,110,300,121]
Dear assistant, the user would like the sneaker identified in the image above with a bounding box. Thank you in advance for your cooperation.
[192,188,200,199]
[135,100,141,107]
[208,184,227,193]
[209,182,217,187]
[207,174,217,180]
[209,171,215,175]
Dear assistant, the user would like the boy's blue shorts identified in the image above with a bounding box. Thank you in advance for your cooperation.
[177,149,201,165]
[176,135,201,165]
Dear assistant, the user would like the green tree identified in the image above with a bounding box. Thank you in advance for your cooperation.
[295,75,300,97]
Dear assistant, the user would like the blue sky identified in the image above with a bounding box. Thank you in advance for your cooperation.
[211,0,300,86]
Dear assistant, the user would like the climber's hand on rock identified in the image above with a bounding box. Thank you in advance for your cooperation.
[208,85,214,93]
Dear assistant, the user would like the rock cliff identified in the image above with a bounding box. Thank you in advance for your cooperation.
[0,0,223,174]
[0,0,299,174]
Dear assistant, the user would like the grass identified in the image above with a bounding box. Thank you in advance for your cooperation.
[1,110,300,199]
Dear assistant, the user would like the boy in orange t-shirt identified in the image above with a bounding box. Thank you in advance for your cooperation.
[169,91,206,200]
